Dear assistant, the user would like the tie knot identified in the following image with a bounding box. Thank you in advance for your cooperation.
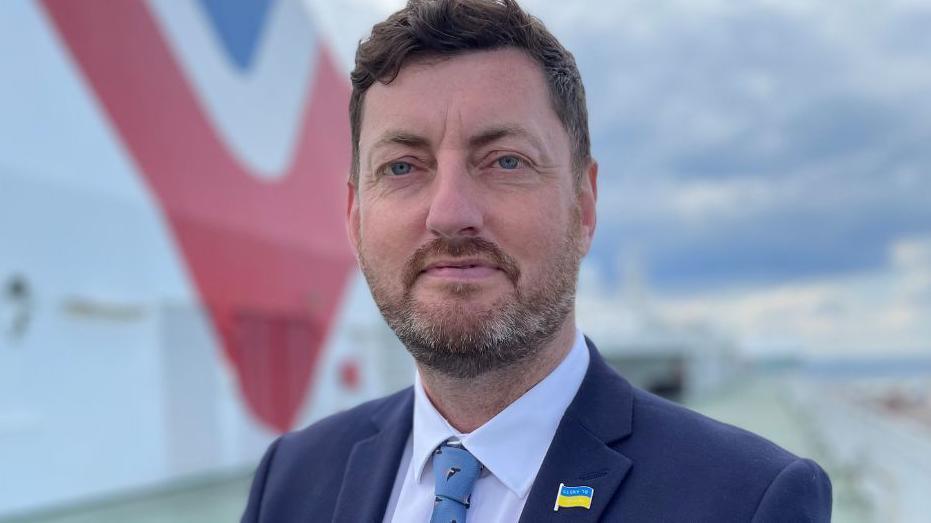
[430,441,482,523]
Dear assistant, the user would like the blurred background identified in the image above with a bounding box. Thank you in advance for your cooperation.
[1,0,929,521]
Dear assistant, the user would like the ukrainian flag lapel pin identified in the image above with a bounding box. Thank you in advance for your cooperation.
[553,482,594,511]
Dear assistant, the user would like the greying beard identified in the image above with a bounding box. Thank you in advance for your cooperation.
[388,267,576,379]
[360,219,582,379]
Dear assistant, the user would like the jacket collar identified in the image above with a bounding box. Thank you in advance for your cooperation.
[331,388,414,523]
[518,338,634,522]
[566,337,634,442]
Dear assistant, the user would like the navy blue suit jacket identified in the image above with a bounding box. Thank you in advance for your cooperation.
[242,341,832,522]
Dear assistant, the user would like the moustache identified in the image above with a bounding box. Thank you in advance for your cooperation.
[403,237,521,290]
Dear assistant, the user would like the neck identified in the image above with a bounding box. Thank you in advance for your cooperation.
[418,317,577,433]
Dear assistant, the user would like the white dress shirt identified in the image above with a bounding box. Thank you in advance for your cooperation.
[383,328,590,523]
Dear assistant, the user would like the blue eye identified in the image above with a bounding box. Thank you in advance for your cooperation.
[496,156,521,169]
[387,162,413,176]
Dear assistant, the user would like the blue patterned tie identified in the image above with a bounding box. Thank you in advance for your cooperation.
[430,440,482,523]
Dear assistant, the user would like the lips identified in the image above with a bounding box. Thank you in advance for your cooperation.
[424,259,498,271]
[401,237,521,289]
[421,259,501,280]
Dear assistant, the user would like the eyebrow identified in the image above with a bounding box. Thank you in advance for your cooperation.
[371,130,432,151]
[468,124,545,155]
[469,124,549,161]
[366,124,549,171]
[366,130,432,174]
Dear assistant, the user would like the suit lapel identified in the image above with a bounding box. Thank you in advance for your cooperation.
[519,340,635,523]
[332,389,414,523]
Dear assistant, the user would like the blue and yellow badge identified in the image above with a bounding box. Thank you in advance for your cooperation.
[553,483,594,511]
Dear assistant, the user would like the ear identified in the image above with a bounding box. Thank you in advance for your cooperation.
[346,180,361,261]
[577,160,598,255]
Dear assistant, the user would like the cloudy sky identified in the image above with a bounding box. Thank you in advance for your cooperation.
[305,0,931,356]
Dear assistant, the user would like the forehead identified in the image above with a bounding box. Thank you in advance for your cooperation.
[358,48,569,155]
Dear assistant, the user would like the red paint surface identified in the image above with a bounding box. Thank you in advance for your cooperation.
[42,1,356,432]
[339,359,361,391]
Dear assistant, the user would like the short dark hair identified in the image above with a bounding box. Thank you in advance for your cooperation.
[349,0,591,185]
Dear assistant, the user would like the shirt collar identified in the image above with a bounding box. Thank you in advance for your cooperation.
[410,328,590,498]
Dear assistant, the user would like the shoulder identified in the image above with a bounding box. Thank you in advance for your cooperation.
[241,387,413,522]
[619,387,831,520]
[257,387,412,487]
[628,387,797,468]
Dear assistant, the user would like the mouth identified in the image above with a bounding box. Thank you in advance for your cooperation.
[420,259,501,280]
[401,237,521,290]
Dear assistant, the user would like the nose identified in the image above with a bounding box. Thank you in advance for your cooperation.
[425,159,484,238]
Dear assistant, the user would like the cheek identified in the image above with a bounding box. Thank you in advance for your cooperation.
[493,194,573,264]
[359,202,419,269]
[359,220,395,262]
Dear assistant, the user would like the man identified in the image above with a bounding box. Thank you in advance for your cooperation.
[242,0,832,521]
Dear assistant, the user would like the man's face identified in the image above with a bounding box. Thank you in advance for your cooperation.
[348,48,597,378]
